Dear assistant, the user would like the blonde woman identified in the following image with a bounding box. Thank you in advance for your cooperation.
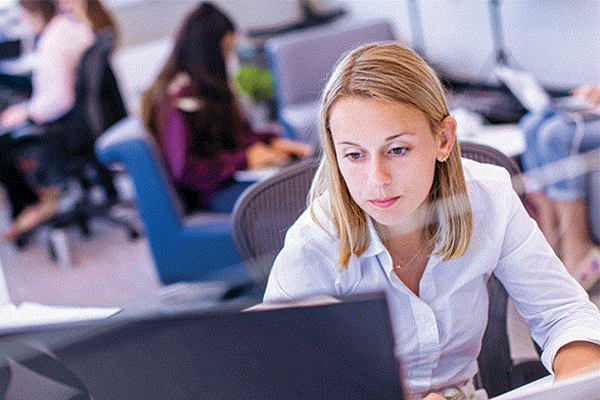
[263,43,600,400]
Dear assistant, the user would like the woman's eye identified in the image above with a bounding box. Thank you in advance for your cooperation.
[345,152,363,160]
[389,147,407,155]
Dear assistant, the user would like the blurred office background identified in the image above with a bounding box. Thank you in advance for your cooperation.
[0,0,598,367]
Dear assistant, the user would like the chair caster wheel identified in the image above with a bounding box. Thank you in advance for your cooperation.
[15,234,29,250]
[128,229,140,240]
[48,241,58,262]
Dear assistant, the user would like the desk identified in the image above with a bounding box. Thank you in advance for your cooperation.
[490,369,600,400]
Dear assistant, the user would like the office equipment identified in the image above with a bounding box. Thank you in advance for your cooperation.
[96,116,246,285]
[495,65,600,120]
[0,293,405,400]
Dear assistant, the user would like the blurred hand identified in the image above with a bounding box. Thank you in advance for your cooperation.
[572,85,600,107]
[0,103,28,129]
[423,394,446,400]
[246,142,289,170]
[271,138,313,161]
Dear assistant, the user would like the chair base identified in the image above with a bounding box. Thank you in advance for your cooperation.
[13,198,141,268]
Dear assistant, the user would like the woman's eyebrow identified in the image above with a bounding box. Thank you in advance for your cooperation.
[335,132,412,146]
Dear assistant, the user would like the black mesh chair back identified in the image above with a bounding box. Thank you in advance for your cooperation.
[231,157,320,288]
[69,31,127,151]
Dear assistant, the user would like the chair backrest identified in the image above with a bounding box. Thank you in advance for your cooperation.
[459,141,526,202]
[265,18,395,108]
[232,142,540,397]
[96,116,242,284]
[96,116,185,229]
[231,157,320,286]
[71,32,127,144]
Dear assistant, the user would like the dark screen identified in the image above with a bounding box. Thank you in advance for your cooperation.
[0,293,404,400]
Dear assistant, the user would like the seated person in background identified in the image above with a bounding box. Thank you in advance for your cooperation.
[263,43,600,400]
[141,2,311,214]
[520,84,600,291]
[0,0,94,240]
[0,140,39,224]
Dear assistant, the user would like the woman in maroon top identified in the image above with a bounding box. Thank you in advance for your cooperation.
[142,2,311,213]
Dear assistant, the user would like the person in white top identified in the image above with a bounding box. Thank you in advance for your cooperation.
[0,0,94,240]
[3,0,93,125]
[263,43,600,400]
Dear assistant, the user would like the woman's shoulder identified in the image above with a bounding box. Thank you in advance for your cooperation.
[461,157,513,189]
[461,157,518,217]
[266,194,342,302]
[288,196,337,244]
[42,14,94,50]
[49,14,93,37]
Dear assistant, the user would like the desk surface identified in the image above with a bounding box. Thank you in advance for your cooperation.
[491,369,600,400]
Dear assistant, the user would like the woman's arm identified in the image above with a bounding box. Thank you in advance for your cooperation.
[490,169,600,375]
[572,84,600,106]
[553,341,600,381]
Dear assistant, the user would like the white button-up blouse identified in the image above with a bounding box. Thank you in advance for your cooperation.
[29,14,94,124]
[263,158,600,394]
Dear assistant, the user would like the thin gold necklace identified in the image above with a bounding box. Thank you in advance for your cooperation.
[394,240,428,270]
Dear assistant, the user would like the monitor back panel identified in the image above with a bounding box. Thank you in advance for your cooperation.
[1,294,404,400]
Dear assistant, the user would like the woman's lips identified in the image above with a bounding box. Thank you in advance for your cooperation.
[368,197,399,209]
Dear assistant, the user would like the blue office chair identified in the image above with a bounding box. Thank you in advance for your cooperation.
[95,116,246,285]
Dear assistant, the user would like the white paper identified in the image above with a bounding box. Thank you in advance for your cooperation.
[0,302,121,331]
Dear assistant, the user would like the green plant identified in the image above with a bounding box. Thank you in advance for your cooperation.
[234,64,273,103]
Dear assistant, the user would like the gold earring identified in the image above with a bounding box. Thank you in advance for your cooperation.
[438,154,449,163]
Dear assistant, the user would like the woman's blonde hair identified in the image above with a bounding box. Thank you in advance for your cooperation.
[310,42,473,269]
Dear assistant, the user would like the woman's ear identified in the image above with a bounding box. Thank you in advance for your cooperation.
[436,116,457,162]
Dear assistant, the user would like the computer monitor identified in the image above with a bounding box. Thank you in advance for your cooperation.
[0,293,405,400]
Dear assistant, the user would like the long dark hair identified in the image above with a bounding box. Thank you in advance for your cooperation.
[86,0,119,45]
[142,2,245,156]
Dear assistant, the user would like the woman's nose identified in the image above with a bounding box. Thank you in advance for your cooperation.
[368,157,391,187]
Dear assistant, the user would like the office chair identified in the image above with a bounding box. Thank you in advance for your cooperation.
[10,32,139,265]
[232,157,319,286]
[231,142,548,397]
[96,116,247,285]
[264,18,395,146]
